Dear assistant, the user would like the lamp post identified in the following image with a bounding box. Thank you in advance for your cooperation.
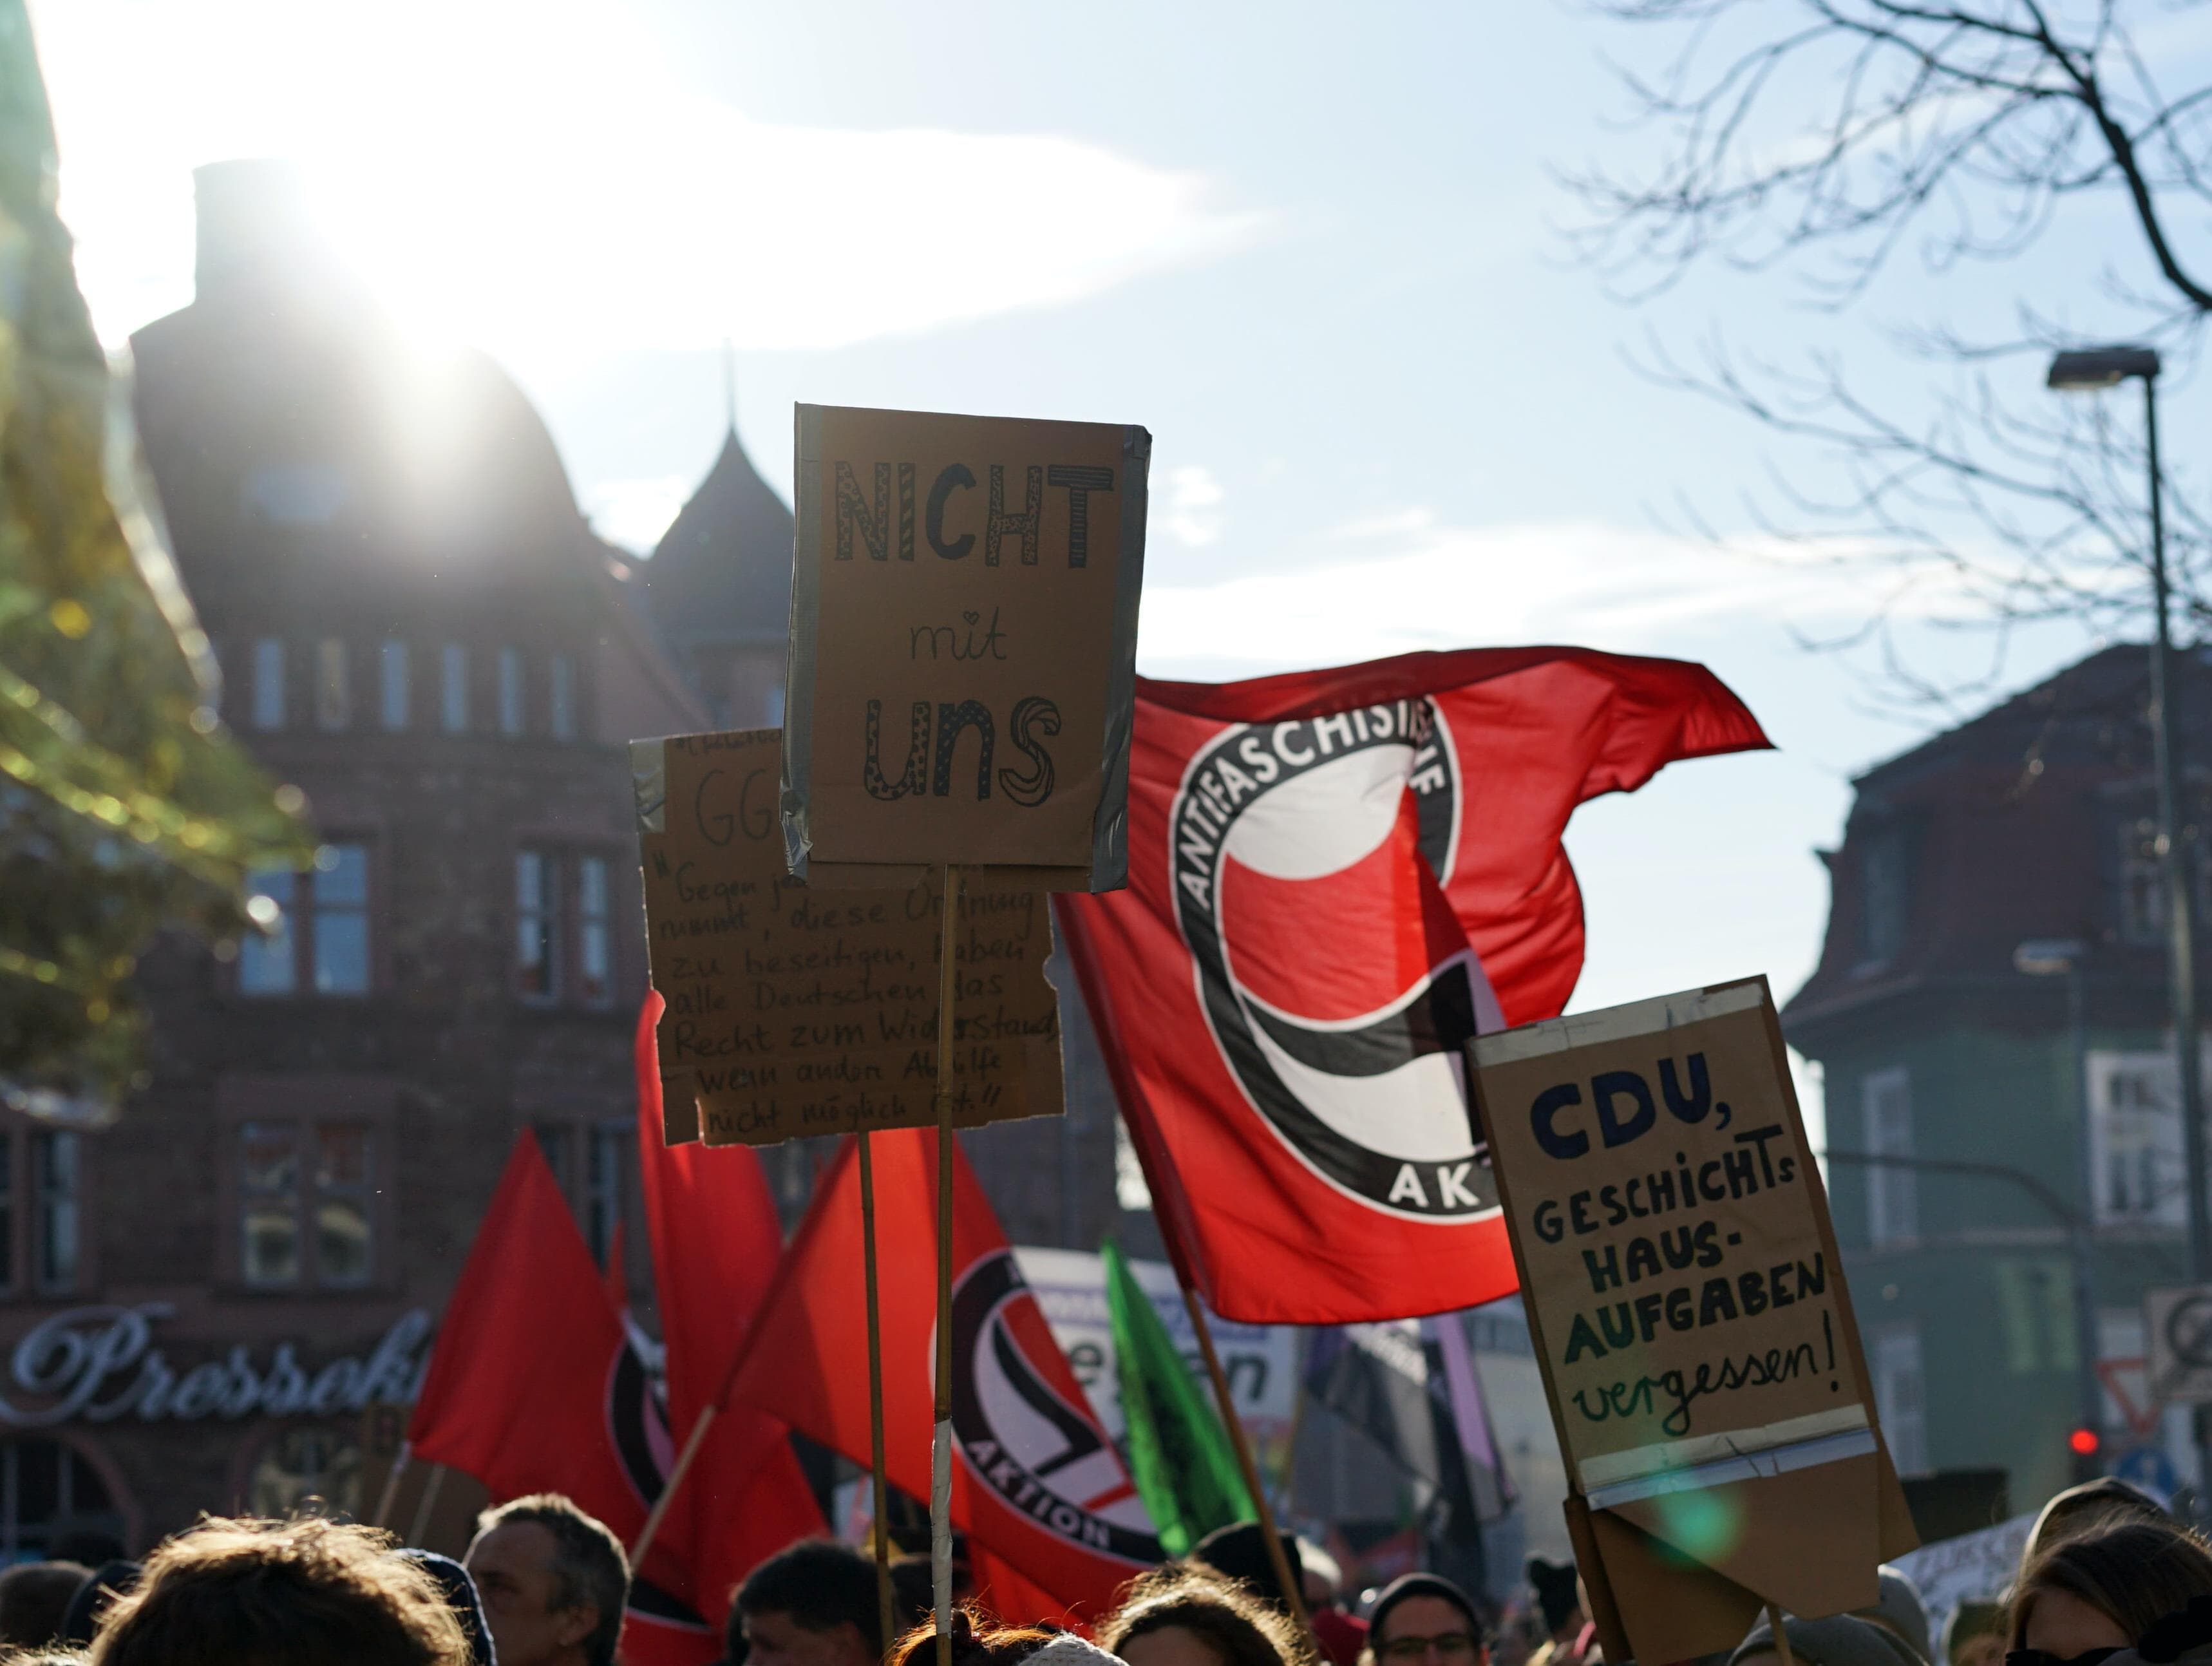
[2016,938,2104,1479]
[2048,344,2207,1503]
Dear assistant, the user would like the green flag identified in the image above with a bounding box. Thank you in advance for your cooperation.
[1102,1238,1253,1557]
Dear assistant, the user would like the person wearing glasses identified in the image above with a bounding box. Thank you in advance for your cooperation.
[1362,1575,1488,1666]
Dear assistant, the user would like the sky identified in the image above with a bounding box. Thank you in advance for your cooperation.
[32,0,2212,1137]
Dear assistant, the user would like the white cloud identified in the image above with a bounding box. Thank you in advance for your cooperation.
[1162,464,1225,548]
[28,0,1266,366]
[1135,512,2006,672]
[581,475,695,556]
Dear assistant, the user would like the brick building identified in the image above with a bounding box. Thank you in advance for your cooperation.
[0,160,1120,1558]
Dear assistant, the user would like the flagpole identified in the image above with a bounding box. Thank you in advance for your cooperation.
[1180,1283,1313,1638]
[858,1130,897,1653]
[1280,1333,1307,1519]
[406,1462,448,1548]
[371,1441,410,1531]
[630,1404,716,1566]
[932,865,962,1666]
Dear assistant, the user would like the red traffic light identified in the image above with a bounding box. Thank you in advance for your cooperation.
[2068,1427,2102,1458]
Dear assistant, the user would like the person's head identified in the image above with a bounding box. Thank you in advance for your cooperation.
[1522,1562,1579,1647]
[735,1539,885,1666]
[1098,1565,1310,1666]
[886,1607,1064,1666]
[1190,1526,1305,1616]
[1943,1602,2003,1666]
[1858,1566,1932,1665]
[1363,1576,1484,1666]
[86,1515,467,1666]
[1730,1614,1924,1666]
[1299,1544,1344,1616]
[465,1494,629,1666]
[2009,1519,2212,1658]
[0,1563,90,1648]
[2026,1481,2172,1566]
[58,1564,137,1647]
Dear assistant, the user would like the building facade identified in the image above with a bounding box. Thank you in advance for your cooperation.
[0,160,1124,1558]
[1784,643,2210,1510]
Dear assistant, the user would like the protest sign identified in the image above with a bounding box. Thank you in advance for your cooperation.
[634,729,1064,1146]
[782,403,1149,893]
[1014,1247,1300,1480]
[1468,978,1916,1666]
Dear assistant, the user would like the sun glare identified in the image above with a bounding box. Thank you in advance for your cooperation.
[29,0,1262,370]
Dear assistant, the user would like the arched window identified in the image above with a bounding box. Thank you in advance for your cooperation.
[0,1436,123,1561]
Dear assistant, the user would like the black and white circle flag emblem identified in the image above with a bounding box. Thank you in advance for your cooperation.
[952,1249,1162,1564]
[1170,697,1507,1220]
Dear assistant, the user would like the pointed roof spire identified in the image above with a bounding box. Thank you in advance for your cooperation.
[722,338,737,436]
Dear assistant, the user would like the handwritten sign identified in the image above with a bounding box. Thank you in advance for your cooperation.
[1468,979,1911,1665]
[635,730,1064,1145]
[782,404,1148,893]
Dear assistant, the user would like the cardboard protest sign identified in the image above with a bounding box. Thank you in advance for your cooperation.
[634,730,1064,1146]
[783,404,1149,893]
[1468,978,1916,1666]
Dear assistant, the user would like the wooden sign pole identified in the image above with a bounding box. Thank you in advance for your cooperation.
[406,1462,448,1549]
[1768,1606,1795,1666]
[1179,1283,1313,1638]
[932,865,962,1666]
[370,1441,410,1530]
[858,1130,897,1652]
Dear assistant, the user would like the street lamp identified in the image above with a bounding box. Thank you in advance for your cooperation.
[2049,343,2207,1507]
[2016,938,2104,1479]
[2046,347,2204,1282]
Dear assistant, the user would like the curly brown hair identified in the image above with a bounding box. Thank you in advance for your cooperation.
[1097,1566,1314,1666]
[2008,1518,2212,1650]
[88,1516,467,1666]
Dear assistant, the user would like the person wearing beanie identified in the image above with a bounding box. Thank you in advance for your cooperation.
[1857,1566,1933,1665]
[1361,1575,1486,1666]
[1191,1523,1306,1617]
[1730,1613,1925,1666]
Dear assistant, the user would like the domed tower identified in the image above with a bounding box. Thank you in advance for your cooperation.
[0,162,704,1550]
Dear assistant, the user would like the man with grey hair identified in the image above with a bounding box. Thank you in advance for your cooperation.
[464,1493,629,1666]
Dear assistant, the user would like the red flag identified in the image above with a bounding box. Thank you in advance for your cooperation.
[1055,647,1768,1323]
[407,1135,719,1665]
[634,995,827,1627]
[726,1129,1157,1620]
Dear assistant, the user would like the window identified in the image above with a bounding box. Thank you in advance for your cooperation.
[1872,1327,1928,1474]
[550,654,576,742]
[240,1121,375,1289]
[586,1122,624,1266]
[0,1438,118,1561]
[237,844,371,998]
[32,1131,78,1294]
[578,857,612,1007]
[379,641,409,732]
[1863,1066,1916,1247]
[516,850,559,1000]
[1858,827,1911,966]
[251,639,285,730]
[498,648,525,737]
[315,639,350,731]
[533,1122,572,1193]
[2120,819,2165,945]
[240,867,299,995]
[440,644,468,734]
[2090,1051,2188,1228]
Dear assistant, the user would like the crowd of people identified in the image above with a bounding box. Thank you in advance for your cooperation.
[0,1476,2209,1666]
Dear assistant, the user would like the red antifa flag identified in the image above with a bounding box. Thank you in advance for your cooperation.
[1055,647,1769,1324]
[726,1129,1158,1621]
[408,1135,719,1665]
[634,995,826,1623]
